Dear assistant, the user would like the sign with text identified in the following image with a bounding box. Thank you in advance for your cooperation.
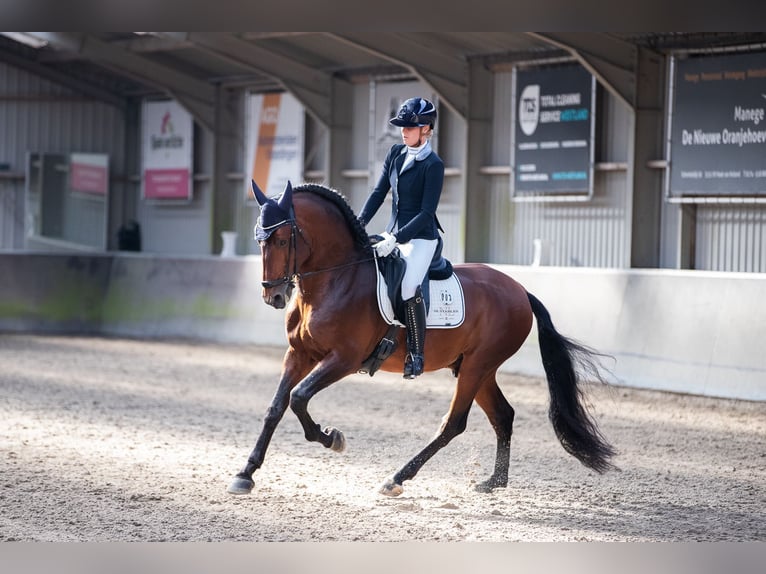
[669,52,766,197]
[512,64,595,197]
[245,92,304,201]
[141,99,193,200]
[69,153,108,196]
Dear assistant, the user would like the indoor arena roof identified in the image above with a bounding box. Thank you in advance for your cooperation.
[2,32,765,130]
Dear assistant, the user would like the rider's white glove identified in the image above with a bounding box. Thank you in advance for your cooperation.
[373,232,397,257]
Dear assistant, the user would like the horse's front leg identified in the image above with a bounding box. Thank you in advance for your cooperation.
[288,353,356,453]
[227,349,314,495]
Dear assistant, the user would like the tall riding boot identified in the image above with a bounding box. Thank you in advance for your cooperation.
[403,287,426,379]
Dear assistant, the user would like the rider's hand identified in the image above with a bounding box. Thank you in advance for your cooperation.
[373,232,397,257]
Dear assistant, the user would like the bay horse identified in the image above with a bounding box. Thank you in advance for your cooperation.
[228,181,616,497]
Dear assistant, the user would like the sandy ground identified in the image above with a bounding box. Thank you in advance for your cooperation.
[0,333,764,542]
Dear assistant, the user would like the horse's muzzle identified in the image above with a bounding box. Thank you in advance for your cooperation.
[262,282,294,309]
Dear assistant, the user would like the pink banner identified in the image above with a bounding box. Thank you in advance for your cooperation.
[70,162,108,195]
[144,168,191,199]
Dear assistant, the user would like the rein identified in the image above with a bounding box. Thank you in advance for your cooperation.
[297,257,375,280]
[260,220,373,289]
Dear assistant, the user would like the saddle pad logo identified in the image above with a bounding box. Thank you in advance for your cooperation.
[429,287,462,325]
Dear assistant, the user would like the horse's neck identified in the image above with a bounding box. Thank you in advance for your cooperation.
[297,248,375,303]
[294,194,373,291]
[304,231,360,266]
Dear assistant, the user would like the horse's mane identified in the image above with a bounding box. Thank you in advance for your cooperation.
[293,183,372,252]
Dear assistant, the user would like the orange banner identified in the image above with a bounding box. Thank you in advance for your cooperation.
[250,93,281,199]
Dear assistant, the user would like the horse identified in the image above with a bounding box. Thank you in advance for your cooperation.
[227,180,616,497]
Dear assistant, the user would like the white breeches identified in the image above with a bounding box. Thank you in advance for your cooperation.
[398,238,438,300]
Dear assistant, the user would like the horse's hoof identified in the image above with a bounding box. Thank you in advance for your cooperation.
[227,476,255,495]
[325,426,346,453]
[474,481,495,493]
[379,477,404,497]
[474,477,507,493]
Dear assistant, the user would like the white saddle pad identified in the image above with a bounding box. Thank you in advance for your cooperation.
[375,264,465,329]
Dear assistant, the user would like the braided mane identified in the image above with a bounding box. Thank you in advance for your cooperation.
[293,183,372,252]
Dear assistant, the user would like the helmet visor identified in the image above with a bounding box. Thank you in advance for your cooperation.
[389,109,434,128]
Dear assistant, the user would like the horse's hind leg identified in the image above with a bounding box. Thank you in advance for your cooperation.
[380,409,472,497]
[473,376,515,492]
[380,370,484,497]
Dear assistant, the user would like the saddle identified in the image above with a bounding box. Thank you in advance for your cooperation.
[371,234,453,323]
[359,236,462,377]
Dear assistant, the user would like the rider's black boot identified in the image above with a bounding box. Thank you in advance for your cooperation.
[403,287,426,379]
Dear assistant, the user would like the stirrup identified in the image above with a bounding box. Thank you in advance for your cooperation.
[403,352,424,379]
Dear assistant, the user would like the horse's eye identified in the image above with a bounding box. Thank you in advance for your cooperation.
[278,239,288,247]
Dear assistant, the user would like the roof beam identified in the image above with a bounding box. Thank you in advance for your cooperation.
[116,35,196,53]
[0,45,126,110]
[327,33,468,119]
[38,35,196,63]
[31,33,216,130]
[160,32,333,126]
[527,33,639,109]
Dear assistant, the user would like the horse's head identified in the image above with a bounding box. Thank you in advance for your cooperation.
[252,180,297,309]
[253,179,372,309]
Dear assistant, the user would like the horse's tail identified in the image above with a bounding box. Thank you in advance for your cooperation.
[527,291,617,473]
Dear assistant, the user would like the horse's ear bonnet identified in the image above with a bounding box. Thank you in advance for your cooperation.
[252,180,294,241]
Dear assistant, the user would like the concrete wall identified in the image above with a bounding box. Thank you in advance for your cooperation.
[496,265,766,402]
[1,253,763,401]
[0,253,287,346]
[0,253,113,333]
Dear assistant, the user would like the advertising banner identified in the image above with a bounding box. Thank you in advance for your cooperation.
[512,64,595,197]
[69,153,108,196]
[245,92,304,201]
[668,52,766,198]
[141,100,193,200]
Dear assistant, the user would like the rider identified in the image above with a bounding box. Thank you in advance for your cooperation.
[358,97,445,379]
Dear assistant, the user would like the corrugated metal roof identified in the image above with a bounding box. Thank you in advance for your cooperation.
[2,32,765,116]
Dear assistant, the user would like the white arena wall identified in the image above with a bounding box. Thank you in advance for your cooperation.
[1,253,763,401]
[493,265,766,402]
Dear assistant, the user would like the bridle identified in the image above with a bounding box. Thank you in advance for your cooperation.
[259,220,300,289]
[259,219,373,290]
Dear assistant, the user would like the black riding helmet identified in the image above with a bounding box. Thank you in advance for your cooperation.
[389,97,437,129]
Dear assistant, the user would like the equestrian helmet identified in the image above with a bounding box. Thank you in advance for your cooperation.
[389,97,437,128]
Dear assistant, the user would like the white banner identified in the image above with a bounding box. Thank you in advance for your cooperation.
[141,100,193,200]
[245,92,305,200]
[372,80,437,180]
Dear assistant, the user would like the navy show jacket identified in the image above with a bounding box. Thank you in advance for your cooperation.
[358,143,445,244]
